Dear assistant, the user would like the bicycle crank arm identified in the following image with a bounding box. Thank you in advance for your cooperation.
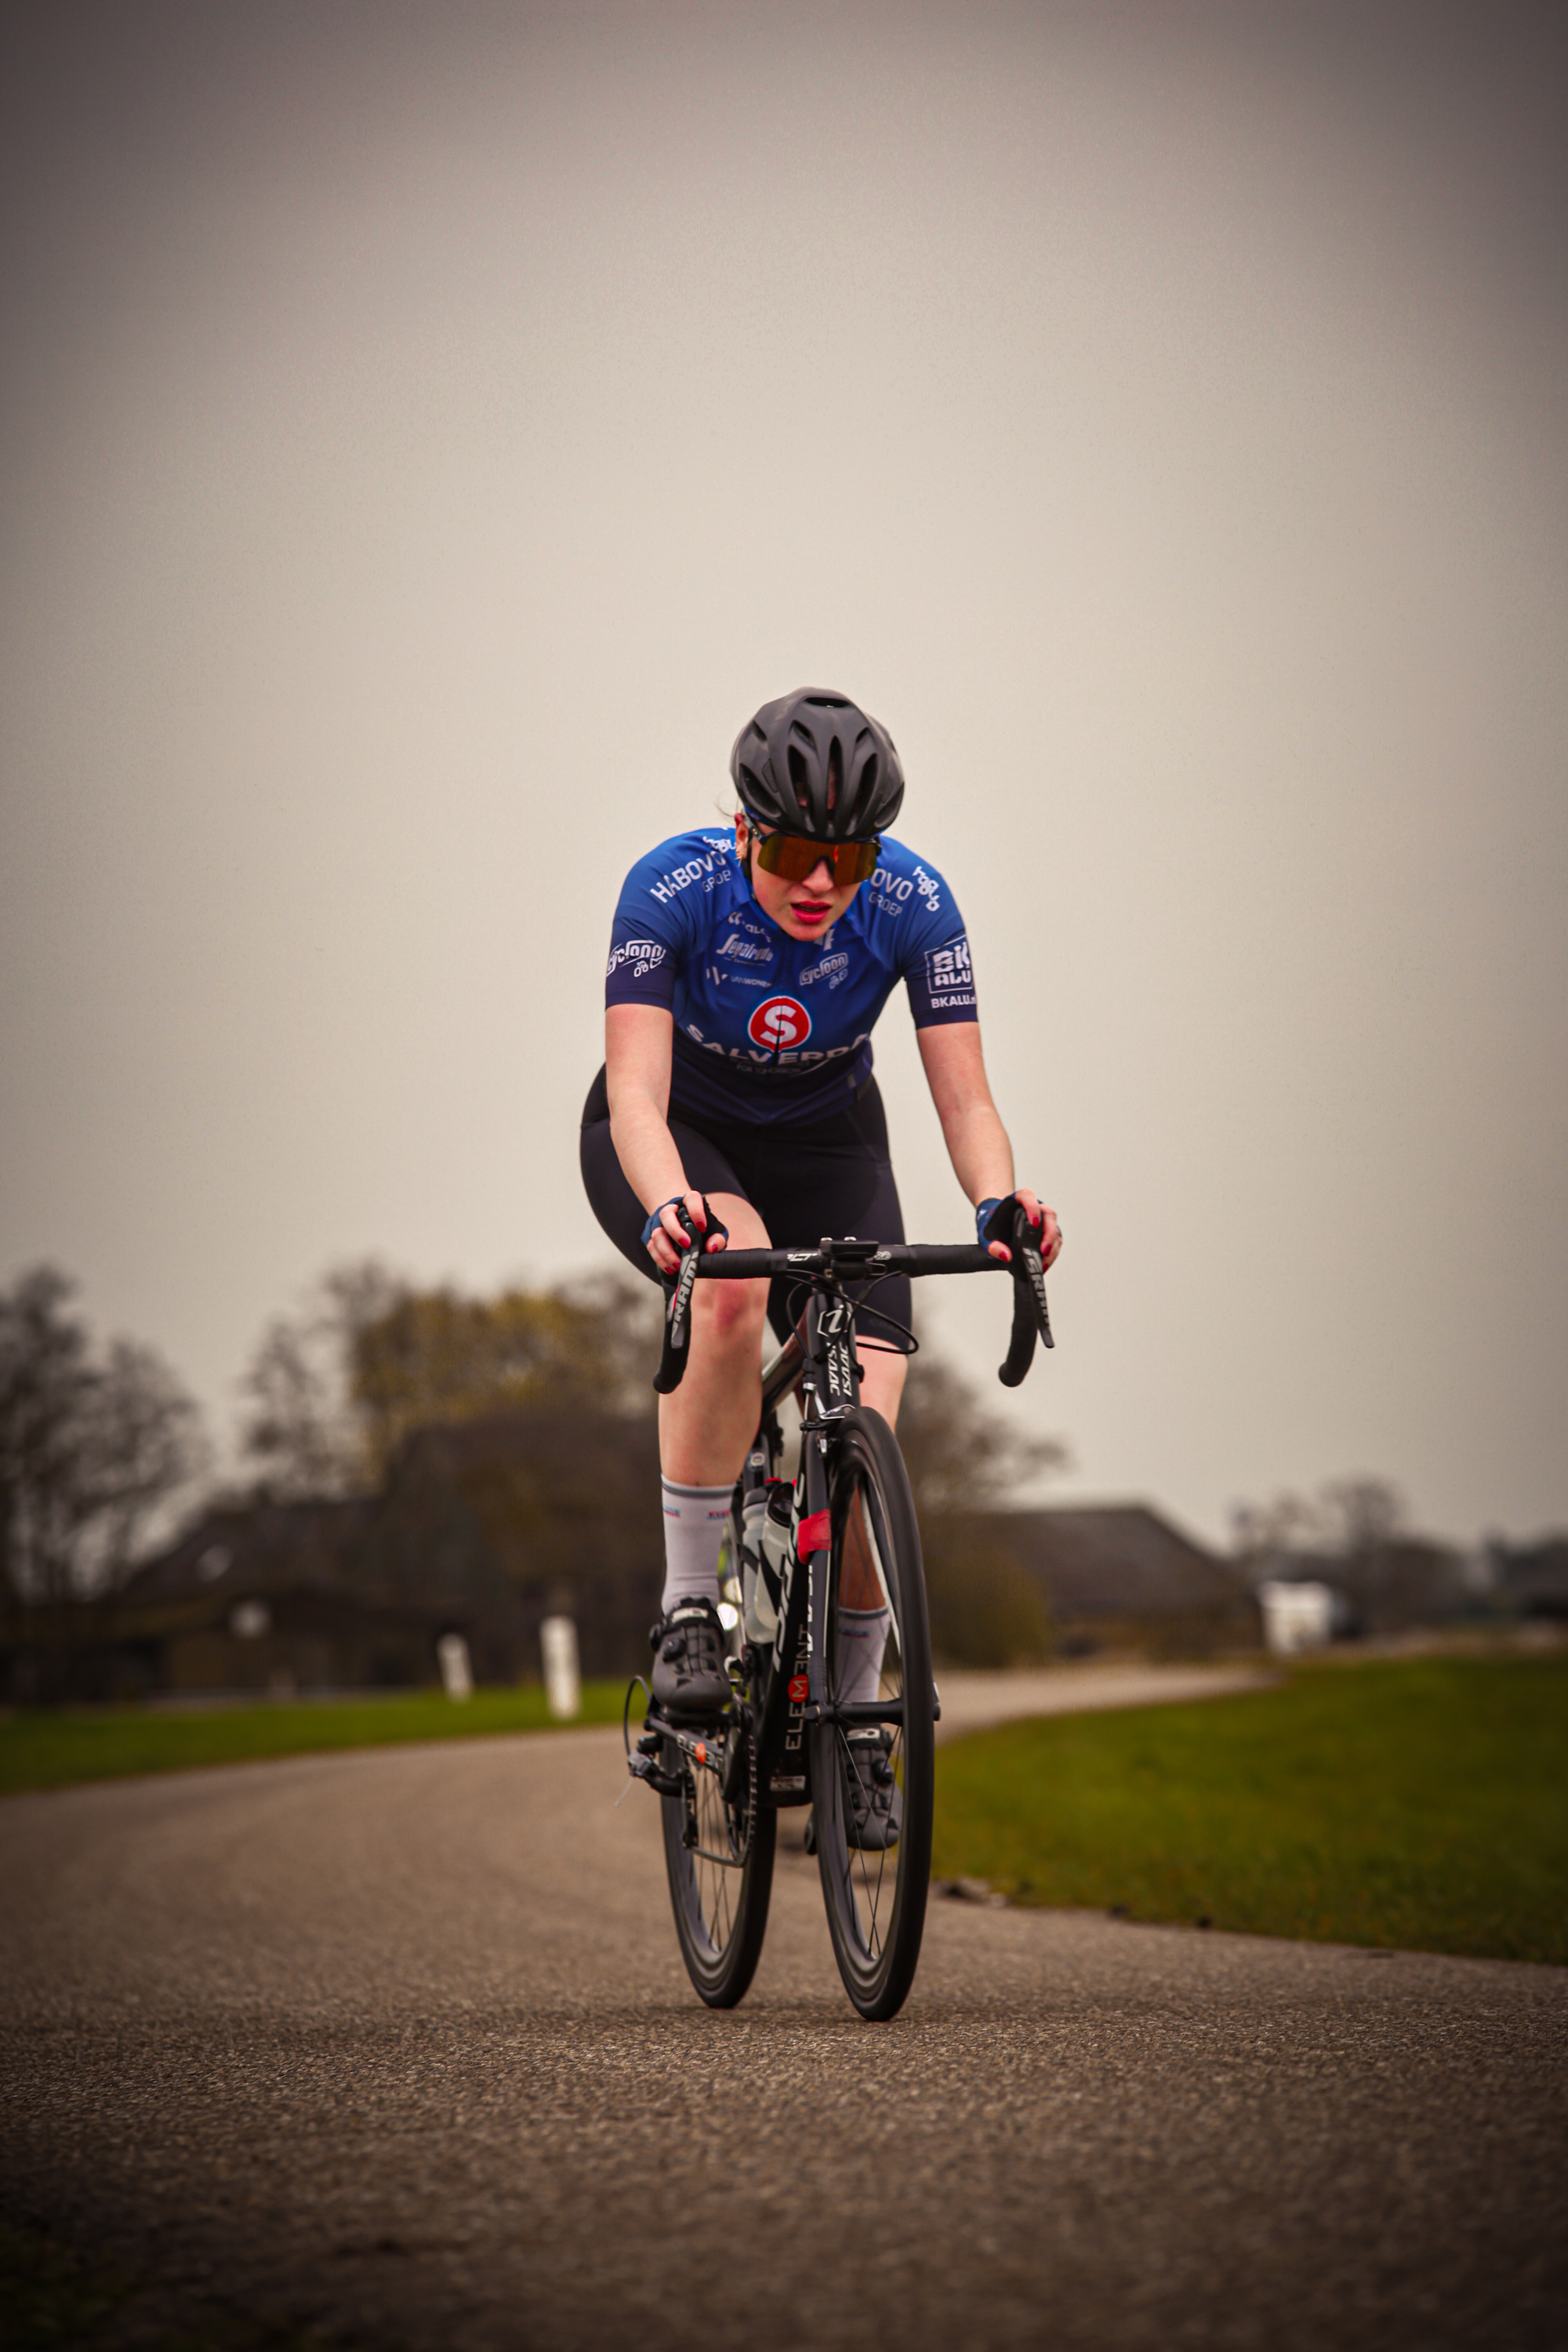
[629,1715,731,1802]
[640,1712,730,1762]
[812,1697,907,1729]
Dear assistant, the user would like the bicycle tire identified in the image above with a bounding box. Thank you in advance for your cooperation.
[660,1671,777,2009]
[811,1406,935,2021]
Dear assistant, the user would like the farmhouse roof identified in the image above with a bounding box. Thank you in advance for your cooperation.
[1000,1502,1244,1621]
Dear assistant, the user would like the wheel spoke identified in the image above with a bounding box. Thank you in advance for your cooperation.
[660,1662,775,2007]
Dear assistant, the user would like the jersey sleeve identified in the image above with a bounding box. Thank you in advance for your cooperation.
[603,856,687,1011]
[898,861,978,1027]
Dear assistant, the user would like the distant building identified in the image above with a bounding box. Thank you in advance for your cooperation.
[1,1403,662,1702]
[89,1497,458,1700]
[992,1503,1258,1657]
[1486,1536,1568,1620]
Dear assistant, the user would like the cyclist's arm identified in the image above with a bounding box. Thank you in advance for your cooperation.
[916,1022,1062,1266]
[604,1004,725,1274]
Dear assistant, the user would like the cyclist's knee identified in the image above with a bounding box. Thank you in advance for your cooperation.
[689,1192,769,1351]
[695,1274,769,1349]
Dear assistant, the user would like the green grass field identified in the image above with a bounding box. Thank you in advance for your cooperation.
[0,1681,632,1797]
[931,1654,1568,1964]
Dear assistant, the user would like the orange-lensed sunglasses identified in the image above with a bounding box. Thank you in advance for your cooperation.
[750,827,881,885]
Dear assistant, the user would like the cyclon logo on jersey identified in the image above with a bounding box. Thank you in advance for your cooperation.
[717,932,772,964]
[606,938,667,980]
[798,951,848,988]
[914,864,942,912]
[648,842,730,906]
[747,996,811,1051]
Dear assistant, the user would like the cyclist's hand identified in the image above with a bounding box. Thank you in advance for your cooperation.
[981,1190,1062,1269]
[645,1191,730,1277]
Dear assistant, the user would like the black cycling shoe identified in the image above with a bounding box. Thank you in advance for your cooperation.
[650,1596,731,1720]
[842,1727,902,1851]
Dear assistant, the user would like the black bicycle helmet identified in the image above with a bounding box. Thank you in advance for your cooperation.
[730,688,905,841]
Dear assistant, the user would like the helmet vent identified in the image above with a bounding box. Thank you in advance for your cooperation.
[826,735,842,815]
[786,744,811,810]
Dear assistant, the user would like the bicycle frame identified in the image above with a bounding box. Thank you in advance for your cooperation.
[639,1215,1054,1812]
[747,1271,912,1808]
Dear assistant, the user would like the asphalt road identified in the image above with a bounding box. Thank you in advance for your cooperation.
[2,1690,1564,2351]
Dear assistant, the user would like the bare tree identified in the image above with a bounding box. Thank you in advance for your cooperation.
[0,1267,207,1607]
[239,1260,662,1496]
[1319,1477,1404,1558]
[1232,1478,1406,1575]
[896,1349,1069,1519]
[239,1258,402,1498]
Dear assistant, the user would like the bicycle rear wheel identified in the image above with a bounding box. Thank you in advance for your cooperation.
[660,1683,777,2009]
[811,1406,935,2021]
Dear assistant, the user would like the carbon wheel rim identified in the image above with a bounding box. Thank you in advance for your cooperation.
[814,1410,933,2016]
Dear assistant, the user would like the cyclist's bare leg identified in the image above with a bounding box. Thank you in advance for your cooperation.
[657,1192,771,1487]
[857,1345,906,1430]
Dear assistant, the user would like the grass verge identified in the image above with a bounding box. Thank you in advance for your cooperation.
[0,1682,632,1798]
[931,1655,1568,1964]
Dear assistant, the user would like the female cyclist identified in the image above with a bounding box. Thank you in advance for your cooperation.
[580,687,1062,1799]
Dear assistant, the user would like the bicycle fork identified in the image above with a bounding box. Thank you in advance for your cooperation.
[753,1283,859,1798]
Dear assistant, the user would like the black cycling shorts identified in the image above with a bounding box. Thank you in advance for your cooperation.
[579,1065,912,1348]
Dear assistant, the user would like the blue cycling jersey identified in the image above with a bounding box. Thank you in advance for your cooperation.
[604,829,977,1127]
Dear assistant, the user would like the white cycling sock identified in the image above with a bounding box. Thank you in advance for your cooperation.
[659,1479,731,1614]
[834,1606,891,1707]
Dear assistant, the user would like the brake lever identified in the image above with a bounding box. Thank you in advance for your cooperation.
[990,1200,1054,1387]
[652,1199,729,1396]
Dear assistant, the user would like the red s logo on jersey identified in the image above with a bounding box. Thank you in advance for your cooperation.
[748,996,811,1050]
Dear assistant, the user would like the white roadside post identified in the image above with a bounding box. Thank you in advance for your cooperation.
[437,1632,474,1701]
[540,1614,581,1719]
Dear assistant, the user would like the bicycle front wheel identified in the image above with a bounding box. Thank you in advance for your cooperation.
[811,1406,935,2021]
[661,1706,777,2009]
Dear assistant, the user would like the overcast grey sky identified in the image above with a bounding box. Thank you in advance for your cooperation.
[3,0,1565,1548]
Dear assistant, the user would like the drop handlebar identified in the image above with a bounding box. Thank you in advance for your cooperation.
[652,1209,1054,1396]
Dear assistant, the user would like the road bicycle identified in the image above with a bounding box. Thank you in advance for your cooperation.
[626,1203,1054,2022]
